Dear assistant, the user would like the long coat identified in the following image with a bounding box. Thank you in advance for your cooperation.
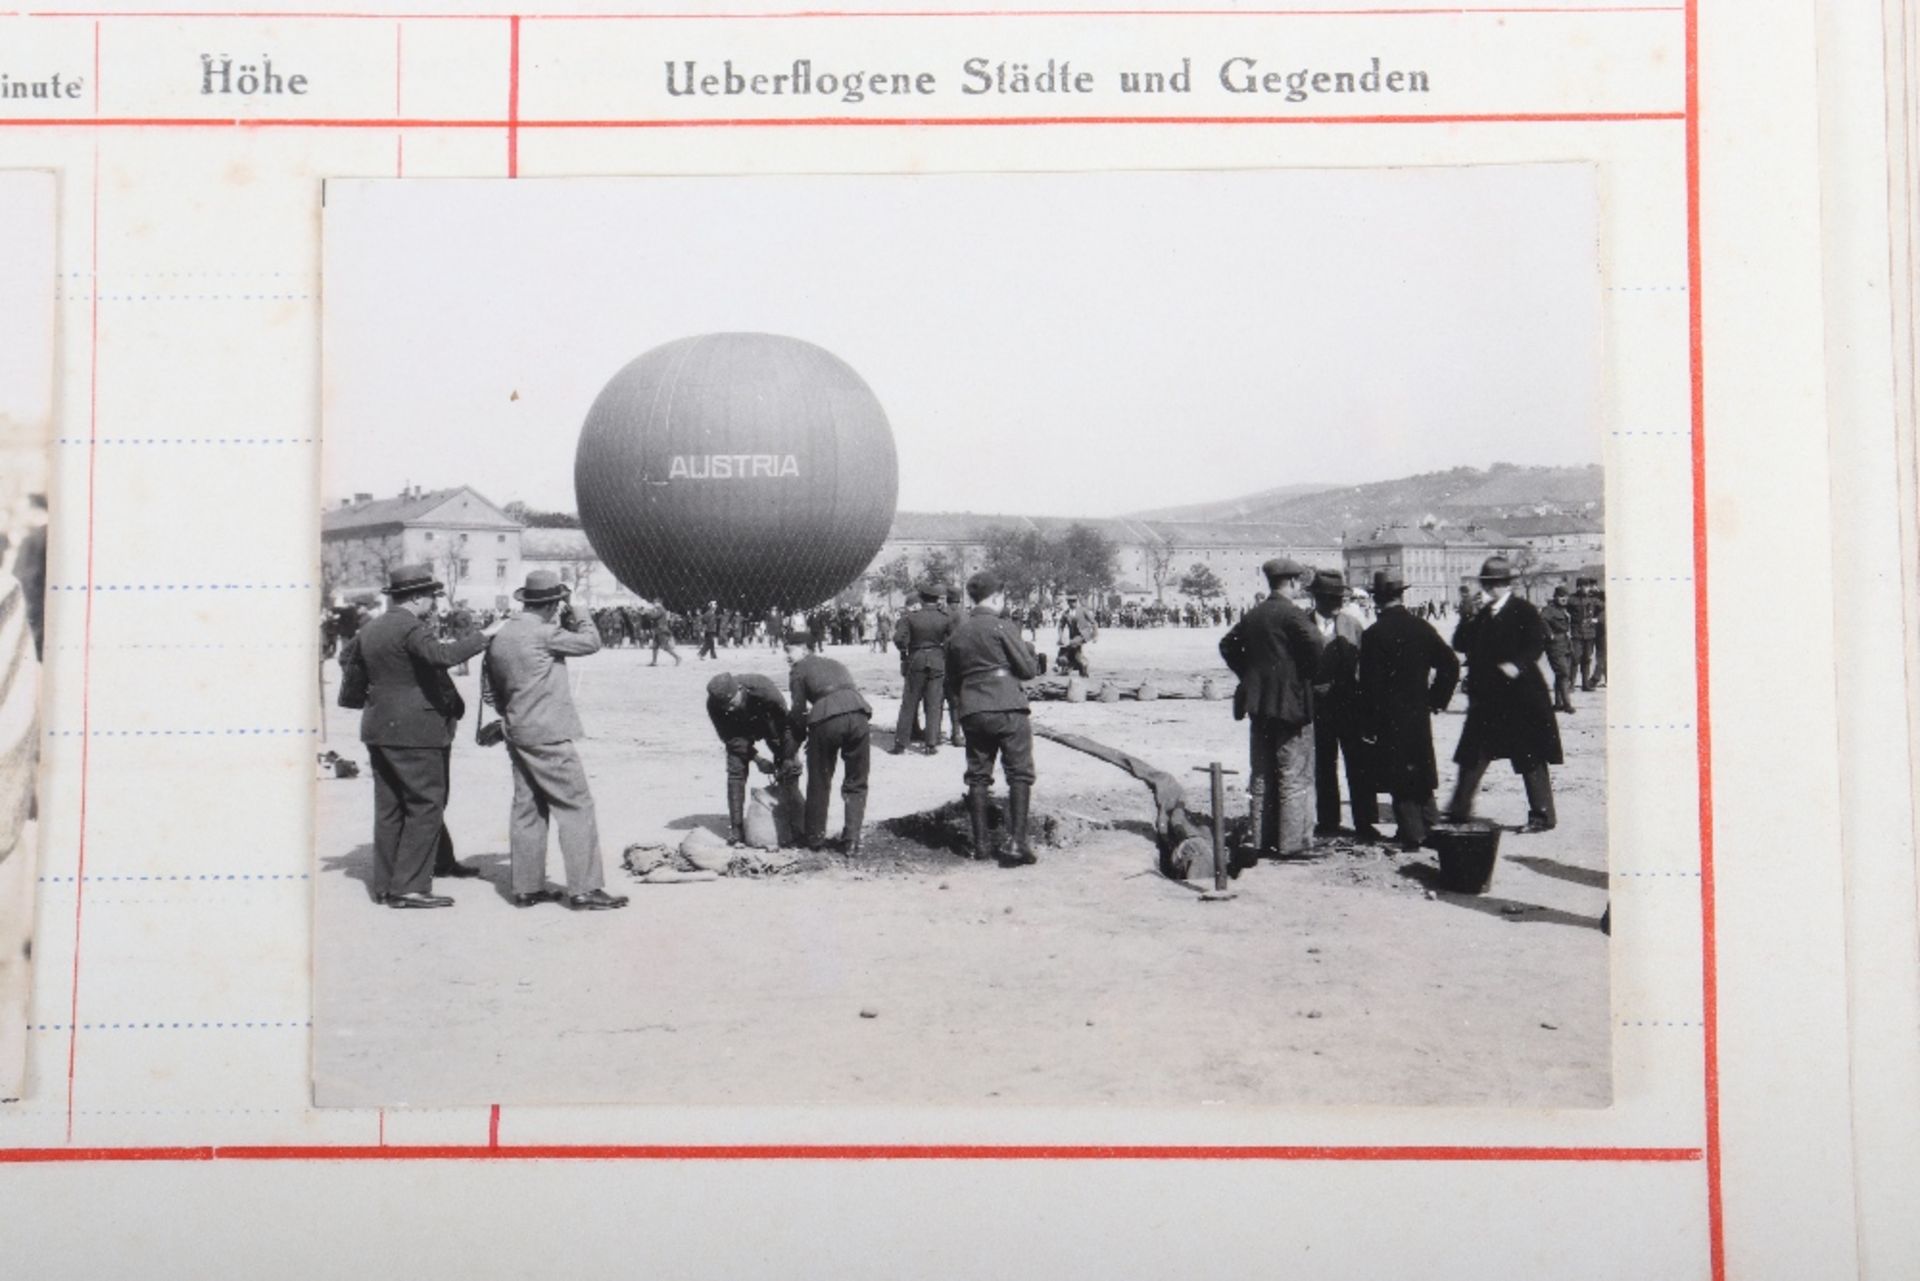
[1358,605,1460,793]
[1310,609,1367,729]
[343,607,486,747]
[1219,594,1321,730]
[1451,595,1563,766]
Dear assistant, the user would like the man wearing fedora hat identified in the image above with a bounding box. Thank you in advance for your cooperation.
[1447,556,1563,833]
[1358,571,1460,851]
[482,570,627,910]
[1219,557,1322,857]
[340,563,490,909]
[1308,568,1381,842]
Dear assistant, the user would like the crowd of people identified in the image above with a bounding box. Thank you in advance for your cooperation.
[328,552,1605,910]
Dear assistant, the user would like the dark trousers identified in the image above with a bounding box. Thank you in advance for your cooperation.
[1547,646,1576,709]
[1389,790,1440,847]
[962,710,1036,789]
[698,632,718,659]
[367,744,451,898]
[1058,643,1090,677]
[1572,637,1598,690]
[1448,756,1556,825]
[896,663,945,750]
[1313,711,1378,830]
[804,712,871,840]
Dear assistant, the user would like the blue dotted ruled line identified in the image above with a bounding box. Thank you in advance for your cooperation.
[1613,871,1701,879]
[1610,430,1690,437]
[29,1021,310,1032]
[1607,723,1695,731]
[1608,575,1693,583]
[1618,1020,1704,1028]
[45,728,318,738]
[55,437,314,445]
[38,874,310,884]
[1606,285,1690,293]
[48,583,313,592]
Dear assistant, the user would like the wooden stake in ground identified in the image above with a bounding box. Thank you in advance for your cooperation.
[1194,761,1238,902]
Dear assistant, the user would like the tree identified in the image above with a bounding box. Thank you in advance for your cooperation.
[981,525,1055,604]
[872,553,914,605]
[1055,523,1117,597]
[919,547,957,588]
[1145,540,1177,602]
[1179,562,1224,603]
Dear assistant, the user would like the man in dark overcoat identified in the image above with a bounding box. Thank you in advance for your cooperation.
[338,563,489,908]
[944,572,1042,864]
[1218,557,1322,856]
[1446,556,1563,832]
[1308,569,1380,841]
[785,632,875,853]
[891,581,952,755]
[1358,572,1460,851]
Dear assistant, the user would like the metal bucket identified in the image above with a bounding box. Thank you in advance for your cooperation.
[1429,818,1504,894]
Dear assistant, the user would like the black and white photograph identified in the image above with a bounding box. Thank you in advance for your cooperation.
[0,170,55,1102]
[314,167,1609,1108]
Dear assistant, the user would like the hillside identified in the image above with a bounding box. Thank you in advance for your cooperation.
[1131,464,1603,538]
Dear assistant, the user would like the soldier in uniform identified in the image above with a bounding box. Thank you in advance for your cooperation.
[1308,569,1381,841]
[1447,556,1563,833]
[697,601,720,659]
[1218,558,1322,857]
[890,580,952,755]
[1055,594,1097,677]
[1539,584,1578,713]
[944,572,1042,864]
[1569,577,1601,692]
[1591,585,1608,688]
[1358,572,1459,851]
[338,564,489,909]
[784,630,874,853]
[647,604,683,667]
[940,583,967,746]
[705,671,802,847]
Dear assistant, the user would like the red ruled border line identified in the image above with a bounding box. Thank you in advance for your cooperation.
[9,7,1688,21]
[0,1143,1704,1165]
[0,112,1684,129]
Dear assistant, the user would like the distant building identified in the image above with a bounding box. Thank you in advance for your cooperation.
[1485,514,1607,577]
[321,486,524,612]
[519,527,645,610]
[867,512,1344,606]
[1341,527,1528,607]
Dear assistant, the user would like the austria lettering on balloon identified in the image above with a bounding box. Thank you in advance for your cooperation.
[667,454,801,480]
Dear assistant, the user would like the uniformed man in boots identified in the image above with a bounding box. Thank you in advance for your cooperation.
[1539,584,1578,714]
[1218,558,1321,858]
[891,579,953,755]
[705,671,801,846]
[1447,556,1563,833]
[1569,577,1601,692]
[784,631,874,853]
[941,583,967,747]
[944,572,1042,865]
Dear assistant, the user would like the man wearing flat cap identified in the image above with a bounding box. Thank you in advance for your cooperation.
[1358,572,1460,851]
[338,563,489,909]
[1447,556,1562,833]
[482,570,627,910]
[1308,568,1381,842]
[1219,557,1323,857]
[891,578,954,756]
[944,572,1042,864]
[705,671,801,847]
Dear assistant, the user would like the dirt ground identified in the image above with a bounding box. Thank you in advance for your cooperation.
[311,625,1610,1109]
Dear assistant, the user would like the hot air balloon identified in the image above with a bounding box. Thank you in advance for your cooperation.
[574,333,900,615]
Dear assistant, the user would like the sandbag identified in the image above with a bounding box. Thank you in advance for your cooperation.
[744,785,794,850]
[1200,678,1221,701]
[679,826,734,871]
[1096,682,1121,704]
[1136,681,1160,702]
[1065,676,1087,703]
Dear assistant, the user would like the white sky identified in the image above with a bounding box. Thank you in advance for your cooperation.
[322,166,1601,517]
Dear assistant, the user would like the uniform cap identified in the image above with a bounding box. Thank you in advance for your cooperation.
[706,673,739,701]
[966,571,1001,602]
